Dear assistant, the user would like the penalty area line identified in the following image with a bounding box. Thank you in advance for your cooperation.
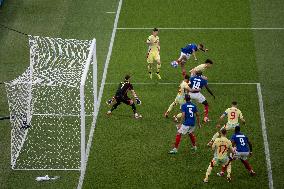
[257,83,274,189]
[117,27,284,30]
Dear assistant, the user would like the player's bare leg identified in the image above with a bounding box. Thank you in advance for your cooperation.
[147,63,152,79]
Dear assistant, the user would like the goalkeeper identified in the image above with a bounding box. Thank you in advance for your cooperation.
[106,75,142,119]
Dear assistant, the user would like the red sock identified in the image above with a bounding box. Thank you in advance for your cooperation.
[182,69,186,77]
[189,133,196,146]
[241,159,252,172]
[175,134,181,148]
[204,104,209,117]
[221,166,226,173]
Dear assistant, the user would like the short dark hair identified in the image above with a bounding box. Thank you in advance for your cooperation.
[125,74,131,80]
[235,126,241,133]
[153,28,159,32]
[232,101,237,105]
[196,71,203,76]
[205,59,213,64]
[184,74,190,80]
[220,128,227,135]
[185,94,191,102]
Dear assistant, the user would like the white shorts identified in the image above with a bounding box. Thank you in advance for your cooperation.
[189,92,206,103]
[179,52,191,61]
[178,124,195,135]
[234,151,250,160]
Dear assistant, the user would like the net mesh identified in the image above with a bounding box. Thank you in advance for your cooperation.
[5,35,95,169]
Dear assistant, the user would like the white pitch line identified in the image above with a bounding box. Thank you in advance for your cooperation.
[76,0,123,189]
[13,168,80,171]
[257,83,274,189]
[105,82,259,85]
[106,11,116,14]
[117,27,284,30]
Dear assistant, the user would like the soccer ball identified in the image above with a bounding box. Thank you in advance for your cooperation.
[170,61,178,68]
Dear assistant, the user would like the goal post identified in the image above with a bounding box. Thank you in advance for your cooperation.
[5,35,97,170]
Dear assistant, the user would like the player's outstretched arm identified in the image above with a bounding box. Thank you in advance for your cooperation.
[216,114,225,128]
[131,90,141,105]
[205,85,215,99]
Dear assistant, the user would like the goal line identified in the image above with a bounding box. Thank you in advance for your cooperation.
[105,81,273,189]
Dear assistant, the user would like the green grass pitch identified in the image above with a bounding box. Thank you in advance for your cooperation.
[0,0,283,188]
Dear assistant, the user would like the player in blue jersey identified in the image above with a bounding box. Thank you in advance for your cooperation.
[217,126,256,177]
[171,43,208,77]
[168,95,201,154]
[189,71,215,122]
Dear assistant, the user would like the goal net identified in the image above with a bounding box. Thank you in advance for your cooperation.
[5,35,97,170]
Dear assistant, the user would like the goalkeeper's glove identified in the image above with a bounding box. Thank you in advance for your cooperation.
[135,97,141,105]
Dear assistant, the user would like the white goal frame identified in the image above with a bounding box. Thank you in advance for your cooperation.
[5,36,98,171]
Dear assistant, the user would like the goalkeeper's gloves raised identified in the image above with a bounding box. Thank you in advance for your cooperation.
[135,97,141,105]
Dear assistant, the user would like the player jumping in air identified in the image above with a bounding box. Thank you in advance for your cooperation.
[164,74,190,120]
[207,101,245,146]
[164,74,200,122]
[217,126,256,177]
[190,59,213,78]
[203,128,234,183]
[146,28,161,80]
[189,71,215,122]
[171,43,208,77]
[106,75,142,119]
[168,95,201,154]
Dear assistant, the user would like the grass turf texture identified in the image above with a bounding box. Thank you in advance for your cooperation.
[0,0,283,188]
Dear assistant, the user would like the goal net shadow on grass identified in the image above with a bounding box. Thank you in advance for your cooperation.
[5,35,97,170]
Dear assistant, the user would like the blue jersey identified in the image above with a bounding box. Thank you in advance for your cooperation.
[189,76,208,90]
[181,102,198,126]
[181,43,198,54]
[231,132,250,152]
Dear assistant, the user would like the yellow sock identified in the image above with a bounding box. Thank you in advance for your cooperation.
[148,64,152,72]
[156,63,161,73]
[205,163,213,179]
[176,113,182,118]
[226,162,231,178]
[167,101,176,112]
